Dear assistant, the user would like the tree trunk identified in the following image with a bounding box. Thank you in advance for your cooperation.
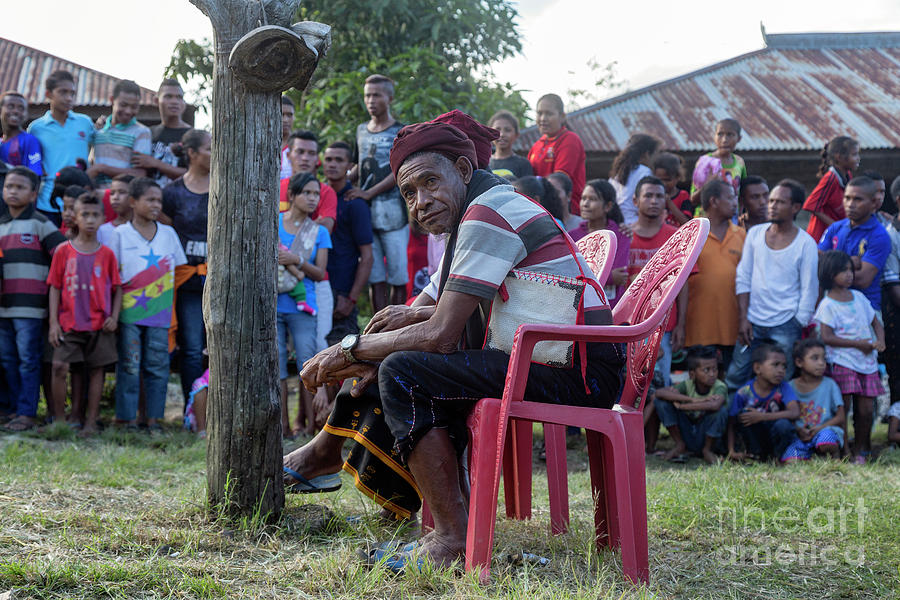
[190,0,314,520]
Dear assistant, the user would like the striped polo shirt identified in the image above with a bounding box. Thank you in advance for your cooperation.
[92,117,152,188]
[0,205,67,318]
[442,183,610,324]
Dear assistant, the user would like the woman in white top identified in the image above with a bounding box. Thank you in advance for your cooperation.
[609,133,661,225]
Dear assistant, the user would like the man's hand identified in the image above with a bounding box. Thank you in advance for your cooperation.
[300,344,378,395]
[86,164,107,178]
[671,323,685,354]
[737,317,753,347]
[345,187,373,202]
[619,222,634,239]
[364,304,430,334]
[797,426,813,442]
[130,152,160,170]
[48,323,63,348]
[738,410,764,426]
[609,267,628,287]
[102,317,118,333]
[334,295,355,319]
[94,114,107,129]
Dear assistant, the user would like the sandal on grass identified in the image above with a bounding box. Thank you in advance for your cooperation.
[4,415,36,432]
[283,466,342,494]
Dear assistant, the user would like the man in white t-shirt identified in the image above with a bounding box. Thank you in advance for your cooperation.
[725,179,818,391]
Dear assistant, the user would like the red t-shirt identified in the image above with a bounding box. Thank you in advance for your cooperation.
[47,241,121,332]
[665,189,693,227]
[627,224,684,332]
[406,227,429,300]
[803,168,848,243]
[527,127,586,216]
[278,178,337,222]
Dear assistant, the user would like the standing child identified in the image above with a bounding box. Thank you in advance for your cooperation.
[652,152,692,226]
[803,136,859,243]
[59,185,86,238]
[690,118,747,207]
[814,250,885,463]
[113,178,186,431]
[98,174,134,249]
[727,341,800,461]
[0,167,66,431]
[488,110,532,180]
[654,345,729,464]
[47,194,122,434]
[609,133,661,225]
[781,339,845,461]
[0,92,43,176]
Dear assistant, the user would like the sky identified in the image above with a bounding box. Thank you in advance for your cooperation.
[2,0,899,127]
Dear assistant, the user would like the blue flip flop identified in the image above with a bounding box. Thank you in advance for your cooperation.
[382,551,427,574]
[359,540,420,565]
[283,466,342,494]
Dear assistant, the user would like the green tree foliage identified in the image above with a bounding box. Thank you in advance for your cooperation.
[165,38,214,114]
[167,0,529,140]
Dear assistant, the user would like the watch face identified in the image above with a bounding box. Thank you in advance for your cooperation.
[341,334,357,351]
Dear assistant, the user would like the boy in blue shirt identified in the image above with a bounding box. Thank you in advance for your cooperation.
[727,341,800,462]
[27,70,95,225]
[0,92,43,176]
[818,176,891,313]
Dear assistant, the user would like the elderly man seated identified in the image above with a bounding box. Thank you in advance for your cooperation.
[282,110,623,571]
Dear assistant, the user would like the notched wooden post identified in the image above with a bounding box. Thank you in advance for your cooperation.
[188,0,330,520]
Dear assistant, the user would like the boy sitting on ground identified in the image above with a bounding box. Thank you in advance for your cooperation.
[655,345,729,464]
[727,340,800,462]
[781,338,845,461]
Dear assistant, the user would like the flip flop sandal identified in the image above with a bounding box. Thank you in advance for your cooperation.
[4,416,36,432]
[382,551,427,575]
[667,453,689,464]
[358,540,420,565]
[283,466,342,494]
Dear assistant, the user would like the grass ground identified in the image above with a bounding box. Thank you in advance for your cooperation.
[1,386,899,599]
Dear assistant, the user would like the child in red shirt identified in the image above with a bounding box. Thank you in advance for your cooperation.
[653,152,692,227]
[803,136,859,243]
[47,194,122,434]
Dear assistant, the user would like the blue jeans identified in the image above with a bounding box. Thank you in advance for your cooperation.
[653,331,673,387]
[115,323,170,421]
[176,290,206,402]
[276,311,317,380]
[734,417,797,460]
[655,397,729,453]
[725,318,802,392]
[0,317,44,417]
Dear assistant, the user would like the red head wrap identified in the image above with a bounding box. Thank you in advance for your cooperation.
[389,110,499,179]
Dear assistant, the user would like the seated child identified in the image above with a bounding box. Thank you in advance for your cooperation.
[887,402,900,447]
[727,340,800,461]
[655,345,729,463]
[781,339,845,461]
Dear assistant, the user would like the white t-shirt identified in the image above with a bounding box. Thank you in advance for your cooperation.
[97,222,119,252]
[814,289,878,374]
[610,164,651,226]
[114,222,187,327]
[735,224,818,327]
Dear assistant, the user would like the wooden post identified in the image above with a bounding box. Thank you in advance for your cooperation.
[188,0,329,519]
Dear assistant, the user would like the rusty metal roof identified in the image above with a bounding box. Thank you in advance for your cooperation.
[0,36,156,107]
[519,31,900,153]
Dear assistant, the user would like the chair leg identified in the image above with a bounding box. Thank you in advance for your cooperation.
[543,423,569,534]
[503,419,532,520]
[606,421,639,584]
[466,401,505,583]
[585,430,612,550]
[622,412,650,583]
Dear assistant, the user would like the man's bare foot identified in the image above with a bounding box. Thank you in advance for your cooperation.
[663,443,687,461]
[702,448,719,464]
[282,439,344,484]
[78,425,98,438]
[414,534,466,570]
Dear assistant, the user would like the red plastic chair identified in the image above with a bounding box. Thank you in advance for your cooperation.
[464,218,709,584]
[575,229,617,289]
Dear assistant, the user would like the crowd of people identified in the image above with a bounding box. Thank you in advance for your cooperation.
[1,69,899,476]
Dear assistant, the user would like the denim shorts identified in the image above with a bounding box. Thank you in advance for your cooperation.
[370,225,409,286]
[276,311,317,380]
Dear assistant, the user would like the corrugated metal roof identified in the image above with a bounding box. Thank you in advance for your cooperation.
[518,31,900,153]
[0,36,156,107]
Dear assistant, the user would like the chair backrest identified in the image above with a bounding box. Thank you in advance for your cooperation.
[612,218,709,409]
[575,229,617,285]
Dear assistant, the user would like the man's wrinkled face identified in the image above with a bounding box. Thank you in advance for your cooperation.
[397,153,470,235]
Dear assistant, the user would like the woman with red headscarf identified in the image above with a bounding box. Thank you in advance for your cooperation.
[282,111,622,572]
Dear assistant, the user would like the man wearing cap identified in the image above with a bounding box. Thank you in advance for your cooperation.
[282,111,623,571]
